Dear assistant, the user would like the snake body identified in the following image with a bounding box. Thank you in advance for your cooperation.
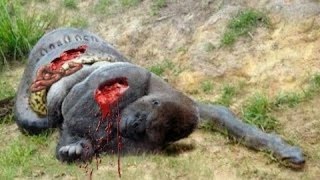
[29,53,115,116]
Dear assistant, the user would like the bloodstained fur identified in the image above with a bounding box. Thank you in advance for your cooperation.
[42,47,128,177]
[93,77,129,177]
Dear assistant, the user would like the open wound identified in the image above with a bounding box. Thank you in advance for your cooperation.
[29,45,87,117]
[94,77,129,177]
[94,78,129,119]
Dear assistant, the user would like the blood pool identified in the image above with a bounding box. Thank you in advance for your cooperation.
[94,78,129,119]
[49,45,87,71]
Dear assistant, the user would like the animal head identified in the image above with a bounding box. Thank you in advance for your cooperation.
[120,93,199,146]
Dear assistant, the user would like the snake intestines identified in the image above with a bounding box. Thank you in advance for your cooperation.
[29,53,114,117]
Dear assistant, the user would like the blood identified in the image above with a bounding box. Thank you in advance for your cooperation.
[116,102,122,178]
[94,78,129,120]
[93,77,129,177]
[30,46,87,93]
[49,45,87,71]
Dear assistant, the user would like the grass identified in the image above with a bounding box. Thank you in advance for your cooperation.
[241,74,320,132]
[69,17,89,28]
[0,0,55,68]
[305,73,320,98]
[94,0,113,14]
[311,74,320,87]
[200,83,240,107]
[203,42,215,52]
[0,127,221,179]
[151,0,167,16]
[120,0,141,7]
[216,84,237,107]
[148,59,184,77]
[221,9,270,46]
[200,80,214,93]
[273,92,303,108]
[0,79,15,100]
[273,74,320,108]
[92,0,142,15]
[0,139,37,179]
[148,60,173,76]
[242,94,279,132]
[0,132,81,179]
[62,0,78,9]
[0,78,15,124]
[176,46,188,54]
[0,112,13,124]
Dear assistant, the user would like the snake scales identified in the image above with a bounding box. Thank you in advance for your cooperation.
[29,52,115,117]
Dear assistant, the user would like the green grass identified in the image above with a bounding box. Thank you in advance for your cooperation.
[176,46,188,54]
[216,84,237,107]
[0,78,15,124]
[69,17,89,28]
[92,0,141,15]
[0,0,54,68]
[151,0,167,15]
[35,0,48,2]
[203,42,215,52]
[120,0,141,7]
[0,79,15,99]
[0,132,81,179]
[148,59,184,77]
[311,74,320,87]
[200,80,214,93]
[62,0,78,9]
[305,74,320,98]
[0,113,13,124]
[273,92,303,108]
[0,133,53,179]
[242,94,279,132]
[221,9,269,46]
[0,139,37,178]
[148,60,173,76]
[94,0,113,14]
[273,74,320,108]
[0,129,220,179]
[241,74,320,132]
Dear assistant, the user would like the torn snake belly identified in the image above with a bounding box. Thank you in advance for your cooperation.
[28,45,115,117]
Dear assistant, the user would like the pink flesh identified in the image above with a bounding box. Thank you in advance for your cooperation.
[94,79,129,119]
[49,45,87,71]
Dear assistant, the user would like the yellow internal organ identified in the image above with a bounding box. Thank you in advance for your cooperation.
[28,54,114,117]
[29,90,47,117]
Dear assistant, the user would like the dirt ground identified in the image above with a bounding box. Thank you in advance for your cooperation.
[1,0,320,179]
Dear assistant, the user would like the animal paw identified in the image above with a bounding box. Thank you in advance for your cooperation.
[58,140,93,162]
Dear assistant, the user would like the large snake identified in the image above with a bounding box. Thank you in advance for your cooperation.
[29,53,115,117]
